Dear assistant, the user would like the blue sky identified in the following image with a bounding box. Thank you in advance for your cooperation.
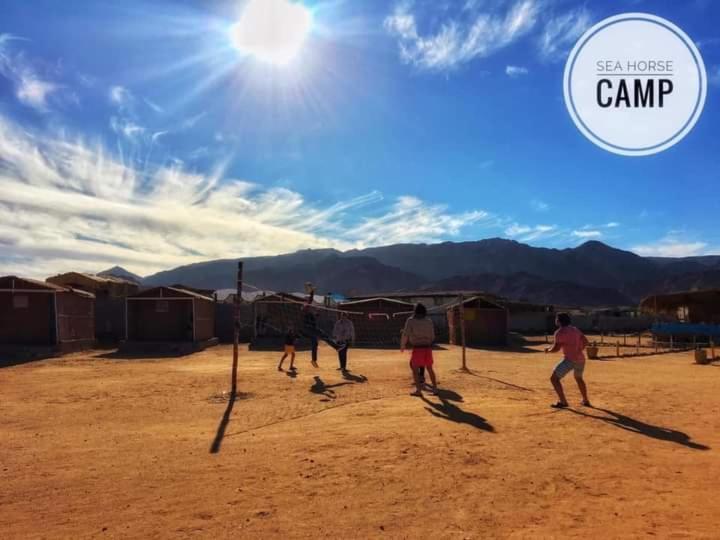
[0,0,718,277]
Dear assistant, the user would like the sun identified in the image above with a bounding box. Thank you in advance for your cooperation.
[230,0,312,66]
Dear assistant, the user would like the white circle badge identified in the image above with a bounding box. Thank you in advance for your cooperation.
[564,13,707,156]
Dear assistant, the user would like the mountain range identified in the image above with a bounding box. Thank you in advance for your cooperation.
[102,239,720,307]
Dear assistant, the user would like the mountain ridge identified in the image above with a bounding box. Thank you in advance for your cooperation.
[128,239,720,306]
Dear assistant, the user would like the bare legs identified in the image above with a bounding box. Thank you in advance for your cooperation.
[550,373,568,406]
[550,373,590,406]
[410,363,438,395]
[575,374,590,405]
[278,353,295,371]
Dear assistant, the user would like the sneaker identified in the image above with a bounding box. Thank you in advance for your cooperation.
[551,401,569,409]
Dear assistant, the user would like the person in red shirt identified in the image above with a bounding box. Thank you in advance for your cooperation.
[545,312,591,408]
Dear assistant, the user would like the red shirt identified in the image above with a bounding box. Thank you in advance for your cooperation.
[554,325,588,363]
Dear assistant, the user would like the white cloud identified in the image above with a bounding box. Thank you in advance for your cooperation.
[109,85,133,107]
[16,77,59,111]
[604,222,620,228]
[538,7,592,61]
[632,240,709,258]
[572,229,602,239]
[0,115,488,277]
[384,0,540,71]
[709,65,720,87]
[110,117,146,140]
[506,65,529,77]
[530,199,548,211]
[0,37,62,112]
[505,222,558,242]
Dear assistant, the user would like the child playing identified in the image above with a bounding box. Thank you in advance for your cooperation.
[401,303,438,396]
[545,312,591,408]
[278,326,297,372]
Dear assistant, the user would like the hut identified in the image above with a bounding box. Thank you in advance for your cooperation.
[640,289,720,340]
[338,297,414,348]
[123,286,217,353]
[0,276,95,353]
[447,296,508,347]
[47,272,140,343]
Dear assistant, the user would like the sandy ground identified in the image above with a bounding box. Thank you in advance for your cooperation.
[2,341,719,539]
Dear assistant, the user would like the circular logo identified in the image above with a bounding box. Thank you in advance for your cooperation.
[564,13,707,156]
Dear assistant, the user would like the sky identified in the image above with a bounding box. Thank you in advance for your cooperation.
[0,0,718,278]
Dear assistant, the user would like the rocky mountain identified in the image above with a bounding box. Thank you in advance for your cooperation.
[137,240,720,306]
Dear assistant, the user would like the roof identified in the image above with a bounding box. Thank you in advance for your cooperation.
[640,289,720,311]
[339,297,415,307]
[128,286,214,301]
[446,295,506,310]
[0,276,95,298]
[47,271,137,286]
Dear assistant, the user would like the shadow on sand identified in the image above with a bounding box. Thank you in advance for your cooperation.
[310,373,367,400]
[568,407,710,451]
[460,369,534,392]
[420,389,495,432]
[96,350,196,360]
[210,392,236,454]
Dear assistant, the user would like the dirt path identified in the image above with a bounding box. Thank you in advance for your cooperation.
[2,343,719,538]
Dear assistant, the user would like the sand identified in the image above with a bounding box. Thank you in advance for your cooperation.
[2,342,719,539]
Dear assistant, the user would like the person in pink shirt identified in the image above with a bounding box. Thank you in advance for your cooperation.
[545,312,591,408]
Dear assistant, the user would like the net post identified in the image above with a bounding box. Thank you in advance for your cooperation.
[459,294,467,371]
[232,261,243,397]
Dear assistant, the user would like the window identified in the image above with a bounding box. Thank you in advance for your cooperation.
[13,295,29,309]
[156,300,169,313]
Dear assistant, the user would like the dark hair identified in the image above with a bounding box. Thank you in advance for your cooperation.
[556,312,571,326]
[414,303,427,318]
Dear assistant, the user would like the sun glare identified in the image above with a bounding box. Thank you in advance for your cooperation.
[230,0,312,66]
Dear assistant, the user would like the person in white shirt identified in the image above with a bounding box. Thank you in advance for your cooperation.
[401,303,438,396]
[333,311,355,372]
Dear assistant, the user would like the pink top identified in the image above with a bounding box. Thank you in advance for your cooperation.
[554,326,588,363]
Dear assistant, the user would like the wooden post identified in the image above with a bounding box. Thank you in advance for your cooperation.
[669,335,674,351]
[711,337,716,362]
[459,294,467,371]
[623,333,627,346]
[636,333,640,355]
[616,341,620,357]
[231,261,243,397]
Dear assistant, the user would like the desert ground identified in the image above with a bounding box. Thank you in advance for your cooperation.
[2,340,719,539]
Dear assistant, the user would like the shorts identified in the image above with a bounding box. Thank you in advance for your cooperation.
[284,345,296,354]
[410,347,434,368]
[553,358,585,379]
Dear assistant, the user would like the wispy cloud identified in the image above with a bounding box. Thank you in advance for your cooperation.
[506,65,529,77]
[709,65,720,87]
[505,222,558,242]
[538,7,592,61]
[0,114,489,277]
[384,0,540,71]
[632,240,709,257]
[0,35,62,112]
[572,229,602,239]
[530,199,548,212]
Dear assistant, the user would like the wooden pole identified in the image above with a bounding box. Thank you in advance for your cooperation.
[459,294,467,371]
[711,337,716,362]
[616,341,620,357]
[636,333,640,355]
[231,261,243,397]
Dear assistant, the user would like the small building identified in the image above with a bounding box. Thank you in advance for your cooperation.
[0,276,95,353]
[447,296,508,347]
[338,297,415,348]
[47,272,141,343]
[124,286,217,352]
[640,289,720,324]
